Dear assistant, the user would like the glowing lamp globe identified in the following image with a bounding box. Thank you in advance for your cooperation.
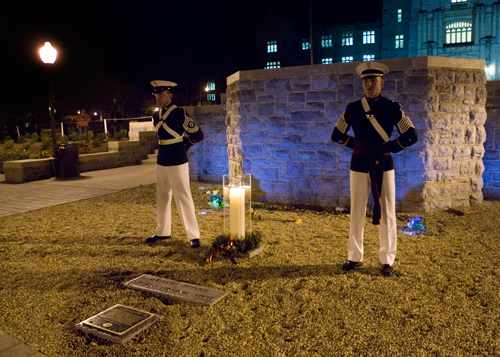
[39,42,57,64]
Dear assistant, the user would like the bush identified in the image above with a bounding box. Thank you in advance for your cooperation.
[56,133,69,144]
[92,133,107,147]
[41,136,52,150]
[3,140,15,149]
[113,129,128,141]
[29,133,39,144]
[69,132,79,142]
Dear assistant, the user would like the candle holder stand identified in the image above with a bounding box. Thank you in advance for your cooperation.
[223,174,251,239]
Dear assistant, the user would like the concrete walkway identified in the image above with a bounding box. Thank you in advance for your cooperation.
[0,164,157,356]
[0,164,156,218]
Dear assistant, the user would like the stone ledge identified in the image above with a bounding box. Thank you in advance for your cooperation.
[227,56,486,85]
[4,158,54,184]
[79,152,120,172]
[3,131,158,183]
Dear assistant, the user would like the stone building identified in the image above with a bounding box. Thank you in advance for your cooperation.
[382,0,500,80]
[257,0,499,81]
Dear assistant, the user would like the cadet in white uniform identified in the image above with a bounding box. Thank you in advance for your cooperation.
[146,80,204,248]
[331,62,418,276]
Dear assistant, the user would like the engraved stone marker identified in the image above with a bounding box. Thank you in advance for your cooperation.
[124,274,228,306]
[76,304,159,344]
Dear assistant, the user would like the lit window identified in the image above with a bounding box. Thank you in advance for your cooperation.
[342,56,353,63]
[206,81,215,91]
[363,54,375,61]
[363,30,375,44]
[302,39,310,50]
[451,0,467,3]
[395,35,404,49]
[342,33,353,46]
[322,58,333,64]
[265,61,281,69]
[321,35,332,48]
[398,9,402,22]
[207,94,215,101]
[445,21,472,44]
[267,41,277,53]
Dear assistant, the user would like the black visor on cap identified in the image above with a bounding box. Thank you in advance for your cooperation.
[361,69,384,78]
[152,86,172,94]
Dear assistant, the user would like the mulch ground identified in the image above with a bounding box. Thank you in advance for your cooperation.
[0,182,499,356]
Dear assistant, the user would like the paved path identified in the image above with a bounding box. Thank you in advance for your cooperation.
[0,165,156,217]
[0,164,156,356]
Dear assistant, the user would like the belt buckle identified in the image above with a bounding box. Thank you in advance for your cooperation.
[366,114,375,121]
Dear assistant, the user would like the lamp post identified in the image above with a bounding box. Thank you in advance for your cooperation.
[39,42,58,153]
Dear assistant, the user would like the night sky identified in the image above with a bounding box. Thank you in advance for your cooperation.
[1,0,382,122]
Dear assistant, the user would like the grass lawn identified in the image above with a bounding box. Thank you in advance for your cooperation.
[0,182,499,356]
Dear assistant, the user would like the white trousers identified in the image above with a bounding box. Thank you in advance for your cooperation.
[349,170,397,266]
[155,163,200,240]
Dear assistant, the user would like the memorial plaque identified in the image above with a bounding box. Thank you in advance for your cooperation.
[76,304,159,344]
[124,274,228,306]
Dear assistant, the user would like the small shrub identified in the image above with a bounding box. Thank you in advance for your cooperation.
[22,142,31,150]
[69,132,79,141]
[29,133,39,144]
[41,136,52,150]
[3,140,15,149]
[113,129,128,141]
[92,132,107,147]
[56,133,69,144]
[96,133,108,142]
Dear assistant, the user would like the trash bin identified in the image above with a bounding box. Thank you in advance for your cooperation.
[55,143,80,178]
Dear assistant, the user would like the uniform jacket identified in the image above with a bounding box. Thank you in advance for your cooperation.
[153,103,204,166]
[331,96,418,173]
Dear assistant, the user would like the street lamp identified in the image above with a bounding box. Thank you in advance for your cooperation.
[39,42,57,153]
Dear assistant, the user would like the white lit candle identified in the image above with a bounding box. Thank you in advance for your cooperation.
[230,187,245,238]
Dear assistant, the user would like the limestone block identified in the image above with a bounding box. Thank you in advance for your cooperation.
[430,199,453,211]
[451,114,470,125]
[470,107,487,125]
[470,191,483,205]
[435,70,455,84]
[456,71,475,84]
[453,85,465,97]
[476,126,487,144]
[443,170,459,183]
[471,145,485,159]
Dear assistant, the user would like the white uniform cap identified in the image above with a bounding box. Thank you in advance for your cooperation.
[151,80,177,93]
[356,62,390,78]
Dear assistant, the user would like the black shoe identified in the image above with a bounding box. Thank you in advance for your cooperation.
[145,235,170,244]
[342,260,362,271]
[190,239,200,248]
[381,264,394,276]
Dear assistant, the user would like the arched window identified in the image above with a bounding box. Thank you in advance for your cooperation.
[445,21,472,44]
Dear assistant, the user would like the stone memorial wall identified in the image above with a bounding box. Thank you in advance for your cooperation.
[185,105,229,183]
[225,56,487,212]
